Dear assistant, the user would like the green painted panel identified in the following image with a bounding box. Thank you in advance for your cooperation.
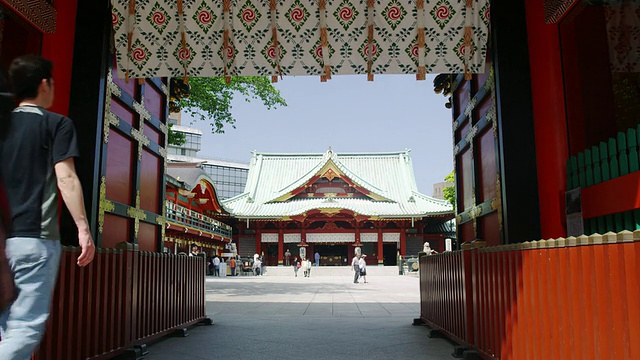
[585,149,594,186]
[635,209,640,230]
[623,211,634,231]
[592,146,602,184]
[600,142,610,182]
[597,216,606,234]
[629,128,638,173]
[609,138,619,179]
[618,132,629,176]
[578,152,586,188]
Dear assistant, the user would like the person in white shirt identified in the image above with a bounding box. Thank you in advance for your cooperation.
[253,258,262,276]
[358,255,367,283]
[352,255,360,283]
[212,255,221,276]
[304,259,312,277]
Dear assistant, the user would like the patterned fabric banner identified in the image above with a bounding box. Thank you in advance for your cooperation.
[261,233,278,242]
[284,233,301,243]
[306,233,355,242]
[110,0,490,79]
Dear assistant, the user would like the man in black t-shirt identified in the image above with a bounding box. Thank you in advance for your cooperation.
[0,55,95,359]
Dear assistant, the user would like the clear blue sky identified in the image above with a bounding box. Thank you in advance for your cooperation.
[182,74,453,195]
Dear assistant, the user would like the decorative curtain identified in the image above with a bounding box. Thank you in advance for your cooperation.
[306,232,355,242]
[360,232,378,242]
[284,233,301,243]
[261,232,278,242]
[110,0,490,80]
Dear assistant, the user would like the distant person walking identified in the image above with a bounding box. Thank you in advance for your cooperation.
[303,259,312,277]
[253,257,262,276]
[358,255,368,283]
[229,257,236,276]
[213,255,221,276]
[293,257,300,277]
[314,251,320,266]
[351,254,360,283]
[285,249,291,266]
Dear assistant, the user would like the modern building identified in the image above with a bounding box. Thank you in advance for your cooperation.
[167,113,249,200]
[222,149,455,265]
[167,125,202,157]
[432,181,454,200]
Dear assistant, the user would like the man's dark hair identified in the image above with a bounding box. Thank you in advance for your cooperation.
[9,55,53,101]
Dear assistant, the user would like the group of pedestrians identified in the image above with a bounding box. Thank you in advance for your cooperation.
[292,257,313,277]
[352,254,368,283]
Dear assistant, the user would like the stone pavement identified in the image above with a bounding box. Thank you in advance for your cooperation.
[141,272,456,360]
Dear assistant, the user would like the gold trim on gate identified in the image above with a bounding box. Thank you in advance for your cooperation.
[98,176,115,234]
[127,191,148,239]
[132,99,151,121]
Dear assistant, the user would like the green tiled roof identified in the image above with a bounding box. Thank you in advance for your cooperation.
[222,149,453,218]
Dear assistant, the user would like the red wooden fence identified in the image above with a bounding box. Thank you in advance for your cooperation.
[33,242,207,359]
[419,230,640,359]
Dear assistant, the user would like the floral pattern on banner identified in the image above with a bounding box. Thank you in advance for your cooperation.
[110,0,490,79]
[606,6,640,73]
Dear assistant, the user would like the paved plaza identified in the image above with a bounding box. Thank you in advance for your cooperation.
[142,269,456,360]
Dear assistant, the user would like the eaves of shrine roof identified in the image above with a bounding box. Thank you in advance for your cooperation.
[167,166,213,192]
[222,149,454,218]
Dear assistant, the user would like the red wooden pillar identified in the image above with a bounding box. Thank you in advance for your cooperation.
[377,225,384,265]
[525,0,569,238]
[278,227,284,265]
[254,222,261,257]
[400,225,406,256]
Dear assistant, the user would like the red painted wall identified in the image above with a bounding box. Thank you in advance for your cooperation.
[41,0,78,116]
[525,0,569,238]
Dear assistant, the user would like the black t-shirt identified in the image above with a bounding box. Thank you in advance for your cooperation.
[0,105,79,240]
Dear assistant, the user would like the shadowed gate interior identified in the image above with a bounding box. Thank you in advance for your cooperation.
[383,244,398,266]
[313,244,348,266]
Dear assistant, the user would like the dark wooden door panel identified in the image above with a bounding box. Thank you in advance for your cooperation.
[453,65,503,246]
[97,65,168,251]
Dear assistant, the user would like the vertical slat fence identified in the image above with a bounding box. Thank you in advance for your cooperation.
[420,230,640,359]
[31,242,207,359]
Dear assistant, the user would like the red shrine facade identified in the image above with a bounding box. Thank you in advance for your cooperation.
[222,150,455,266]
[164,162,233,256]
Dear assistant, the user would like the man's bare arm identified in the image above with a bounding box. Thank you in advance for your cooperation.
[54,158,95,266]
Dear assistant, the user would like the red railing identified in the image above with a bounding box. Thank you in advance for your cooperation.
[419,230,640,359]
[33,242,207,359]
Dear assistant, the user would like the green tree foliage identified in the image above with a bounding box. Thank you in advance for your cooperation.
[167,123,185,145]
[169,77,287,145]
[443,170,456,210]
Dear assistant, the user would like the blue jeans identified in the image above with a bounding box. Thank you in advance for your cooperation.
[0,237,61,360]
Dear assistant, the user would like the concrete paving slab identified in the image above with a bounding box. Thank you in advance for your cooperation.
[139,274,457,360]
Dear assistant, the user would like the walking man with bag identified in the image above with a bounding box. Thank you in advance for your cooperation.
[0,56,95,359]
[351,254,360,283]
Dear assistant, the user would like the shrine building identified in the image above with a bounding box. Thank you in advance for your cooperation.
[164,162,233,255]
[222,149,455,266]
